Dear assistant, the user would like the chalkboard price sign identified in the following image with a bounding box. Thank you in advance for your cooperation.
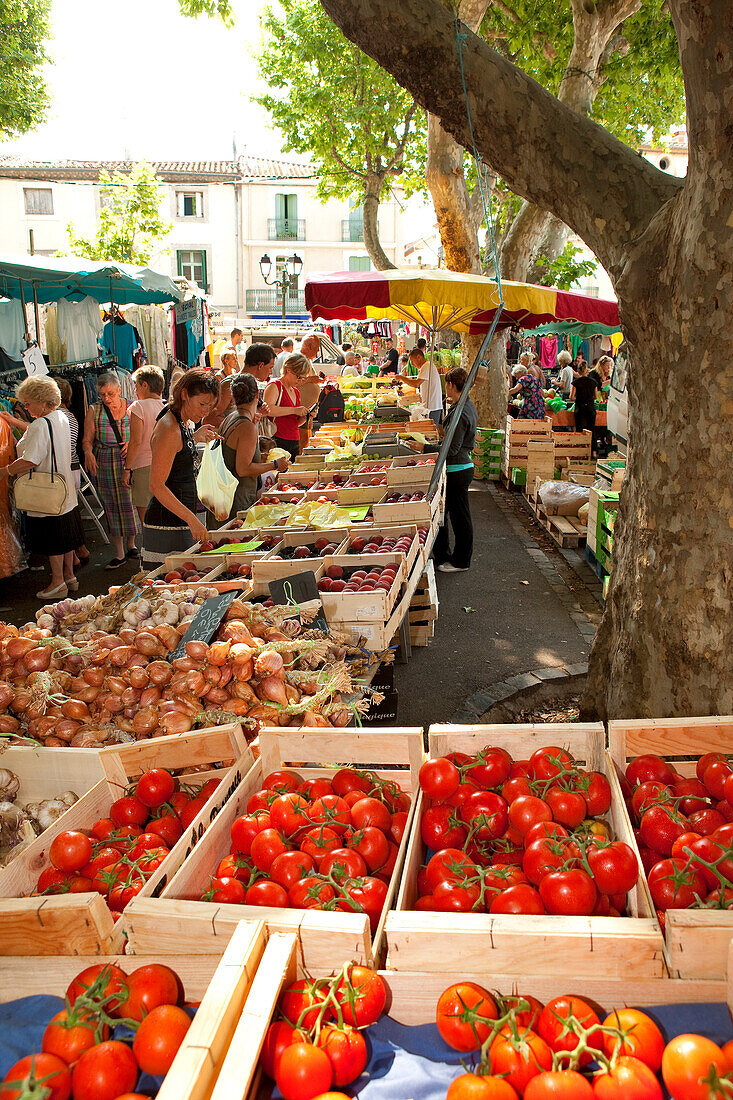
[268,570,329,632]
[169,589,241,661]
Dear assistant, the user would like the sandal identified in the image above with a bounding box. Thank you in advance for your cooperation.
[104,557,125,570]
[65,577,79,591]
[37,582,68,600]
[126,548,141,559]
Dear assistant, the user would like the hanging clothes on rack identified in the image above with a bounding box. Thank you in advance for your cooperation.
[0,300,26,360]
[539,336,558,372]
[116,369,135,402]
[57,296,103,362]
[44,305,67,365]
[101,316,140,371]
[171,298,205,367]
[124,305,169,369]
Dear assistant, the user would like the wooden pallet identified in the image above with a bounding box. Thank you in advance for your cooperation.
[609,716,733,980]
[125,727,425,969]
[0,921,267,1100]
[529,492,587,548]
[0,729,255,955]
[384,723,666,978]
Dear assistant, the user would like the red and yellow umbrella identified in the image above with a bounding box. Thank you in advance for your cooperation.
[305,267,619,334]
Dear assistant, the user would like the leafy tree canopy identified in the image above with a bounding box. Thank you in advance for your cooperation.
[65,163,172,266]
[0,0,51,140]
[177,0,234,24]
[254,0,426,202]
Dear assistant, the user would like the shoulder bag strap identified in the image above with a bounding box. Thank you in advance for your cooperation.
[101,401,124,447]
[44,416,58,478]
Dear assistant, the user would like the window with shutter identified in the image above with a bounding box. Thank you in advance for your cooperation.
[177,192,204,218]
[24,188,53,215]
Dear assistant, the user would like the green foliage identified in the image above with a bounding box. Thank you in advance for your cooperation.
[65,163,172,266]
[535,242,597,290]
[0,0,51,140]
[177,0,234,24]
[482,0,683,146]
[255,0,426,202]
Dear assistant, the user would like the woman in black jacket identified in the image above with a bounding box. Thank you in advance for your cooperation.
[414,366,478,573]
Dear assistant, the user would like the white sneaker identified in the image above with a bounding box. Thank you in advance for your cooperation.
[437,562,469,573]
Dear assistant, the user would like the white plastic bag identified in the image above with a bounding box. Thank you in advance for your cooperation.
[196,440,238,522]
[538,480,590,516]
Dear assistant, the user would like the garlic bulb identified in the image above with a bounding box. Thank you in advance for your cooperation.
[0,768,20,801]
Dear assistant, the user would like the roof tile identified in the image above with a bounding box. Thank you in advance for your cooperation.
[0,155,315,182]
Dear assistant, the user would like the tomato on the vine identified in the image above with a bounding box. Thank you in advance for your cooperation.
[539,869,597,916]
[1,1053,72,1100]
[661,1034,731,1100]
[276,1042,333,1100]
[435,982,497,1051]
[601,1008,664,1071]
[317,1024,367,1086]
[49,831,93,873]
[135,768,175,808]
[335,966,387,1027]
[419,757,460,800]
[490,1028,553,1094]
[132,1003,192,1075]
[112,963,180,1021]
[537,996,602,1065]
[70,1041,138,1100]
[524,1069,594,1099]
[587,841,638,895]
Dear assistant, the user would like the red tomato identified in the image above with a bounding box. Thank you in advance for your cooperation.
[317,1024,367,1086]
[43,1010,108,1066]
[525,822,569,847]
[688,807,728,836]
[425,849,477,891]
[631,781,671,820]
[342,876,388,930]
[250,828,291,872]
[66,964,127,1010]
[601,1009,664,1071]
[49,831,93,873]
[626,755,678,788]
[501,994,544,1031]
[263,769,302,793]
[36,867,69,894]
[502,776,533,803]
[433,881,482,912]
[435,982,497,1051]
[447,1073,519,1099]
[421,805,468,850]
[230,811,270,855]
[335,965,387,1027]
[697,753,727,782]
[465,747,512,790]
[215,854,253,883]
[522,838,569,886]
[276,1043,333,1100]
[460,791,509,841]
[390,812,408,845]
[109,796,149,828]
[508,796,552,837]
[308,796,351,835]
[207,876,246,904]
[180,795,208,829]
[648,857,706,910]
[344,825,389,871]
[281,980,333,1030]
[349,796,391,833]
[318,848,366,881]
[271,850,316,889]
[419,757,460,800]
[639,804,689,855]
[490,884,545,914]
[672,776,712,815]
[300,778,334,801]
[661,1034,730,1100]
[538,996,601,1065]
[703,760,733,800]
[113,963,180,1021]
[246,879,289,907]
[490,1029,553,1094]
[331,768,371,798]
[545,788,587,829]
[300,827,342,866]
[70,1041,138,1100]
[261,1021,305,1078]
[580,772,612,816]
[135,768,175,808]
[132,1003,191,1074]
[1,1054,71,1100]
[270,793,312,838]
[587,842,639,895]
[146,812,183,848]
[539,869,597,915]
[525,1070,593,1098]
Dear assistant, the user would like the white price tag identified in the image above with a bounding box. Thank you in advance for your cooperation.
[355,603,379,619]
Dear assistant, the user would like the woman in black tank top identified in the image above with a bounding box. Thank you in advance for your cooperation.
[142,369,220,566]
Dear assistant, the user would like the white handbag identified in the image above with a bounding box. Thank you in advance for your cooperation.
[13,417,69,516]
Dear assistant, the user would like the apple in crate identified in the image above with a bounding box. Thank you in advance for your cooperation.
[294,546,311,559]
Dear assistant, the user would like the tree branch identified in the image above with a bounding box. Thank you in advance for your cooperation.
[490,0,558,62]
[385,99,418,173]
[330,144,366,181]
[319,0,682,273]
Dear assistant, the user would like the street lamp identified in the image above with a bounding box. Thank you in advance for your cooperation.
[260,252,303,322]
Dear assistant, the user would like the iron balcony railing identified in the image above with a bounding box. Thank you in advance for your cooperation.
[268,218,306,241]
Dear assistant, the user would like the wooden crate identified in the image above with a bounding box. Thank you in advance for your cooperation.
[529,477,587,548]
[125,727,424,969]
[408,560,438,627]
[203,930,728,1100]
[0,920,268,1100]
[319,552,405,624]
[384,723,665,977]
[561,458,597,480]
[501,416,553,473]
[387,455,436,488]
[166,535,282,573]
[251,529,349,582]
[0,729,255,956]
[372,479,444,526]
[609,716,733,980]
[552,429,593,462]
[526,439,555,490]
[342,523,421,576]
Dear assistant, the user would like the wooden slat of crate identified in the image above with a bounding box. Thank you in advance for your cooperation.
[0,921,267,1100]
[552,430,592,460]
[126,728,423,968]
[97,723,250,782]
[0,746,108,804]
[409,622,435,646]
[609,716,733,980]
[204,933,727,1100]
[0,740,255,955]
[320,552,405,623]
[385,723,665,977]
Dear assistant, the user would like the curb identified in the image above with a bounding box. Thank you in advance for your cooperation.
[450,662,588,723]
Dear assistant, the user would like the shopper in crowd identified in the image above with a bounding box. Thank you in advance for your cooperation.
[82,371,139,569]
[51,376,90,568]
[340,351,362,377]
[143,369,219,565]
[590,354,613,391]
[557,350,574,397]
[123,365,166,526]
[299,334,320,366]
[507,363,547,420]
[394,348,443,426]
[212,373,290,523]
[428,367,478,574]
[273,338,294,378]
[379,338,399,376]
[0,376,83,599]
[521,351,545,386]
[570,360,599,434]
[222,327,243,360]
[263,354,311,459]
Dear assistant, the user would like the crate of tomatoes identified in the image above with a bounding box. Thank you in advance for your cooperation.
[610,714,733,980]
[0,920,268,1100]
[192,927,731,1100]
[123,726,424,969]
[0,726,254,955]
[383,723,666,978]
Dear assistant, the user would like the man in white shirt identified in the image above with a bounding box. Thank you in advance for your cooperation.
[340,352,362,377]
[272,337,294,378]
[394,349,443,425]
[222,327,243,360]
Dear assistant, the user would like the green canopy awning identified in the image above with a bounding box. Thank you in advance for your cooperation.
[523,320,621,337]
[0,254,183,305]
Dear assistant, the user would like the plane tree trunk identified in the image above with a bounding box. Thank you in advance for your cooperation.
[319,0,733,720]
